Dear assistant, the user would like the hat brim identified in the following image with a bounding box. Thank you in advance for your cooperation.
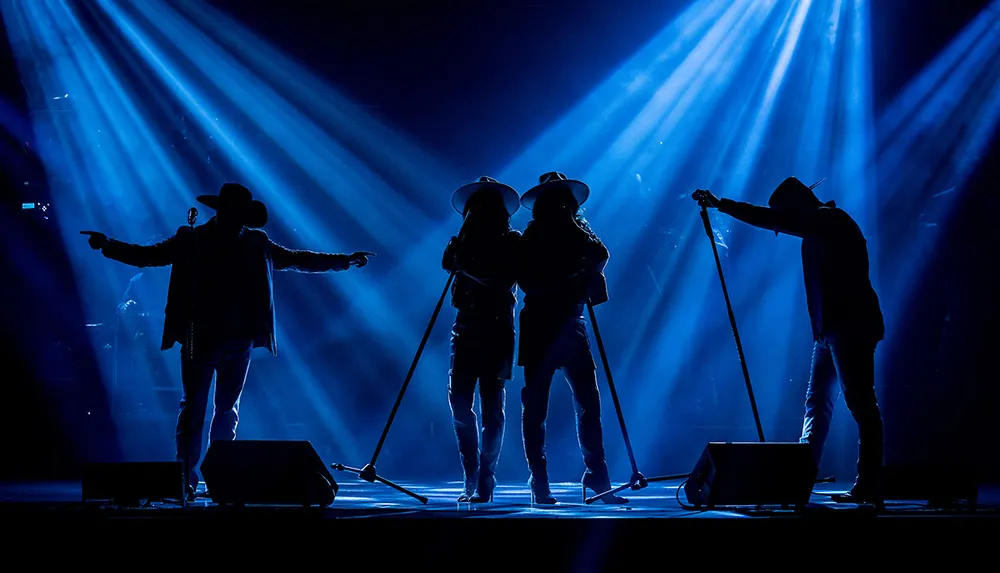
[451,182,520,216]
[197,195,269,228]
[520,179,590,210]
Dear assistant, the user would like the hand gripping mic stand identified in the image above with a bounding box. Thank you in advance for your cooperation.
[331,271,457,504]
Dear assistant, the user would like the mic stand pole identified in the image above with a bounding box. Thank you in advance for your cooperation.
[699,205,765,442]
[584,299,648,503]
[332,271,457,504]
[584,297,696,502]
[590,205,770,503]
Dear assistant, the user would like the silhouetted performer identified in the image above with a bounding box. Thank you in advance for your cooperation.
[516,172,628,505]
[442,176,521,503]
[694,177,885,504]
[82,183,374,499]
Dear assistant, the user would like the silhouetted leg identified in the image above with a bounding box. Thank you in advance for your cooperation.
[799,341,839,467]
[448,366,479,501]
[522,364,556,502]
[474,376,505,500]
[208,343,251,443]
[830,337,883,491]
[177,347,214,491]
[564,362,611,485]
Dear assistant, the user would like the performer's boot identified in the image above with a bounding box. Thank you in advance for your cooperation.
[471,475,496,503]
[527,462,557,505]
[831,470,884,510]
[471,403,503,504]
[582,471,629,505]
[453,417,480,502]
[458,465,479,503]
[832,436,884,510]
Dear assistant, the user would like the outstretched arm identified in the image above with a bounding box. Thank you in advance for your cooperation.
[717,199,811,237]
[270,240,352,273]
[692,190,812,238]
[95,233,182,268]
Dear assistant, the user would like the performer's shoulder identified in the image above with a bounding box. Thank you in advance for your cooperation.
[242,227,270,243]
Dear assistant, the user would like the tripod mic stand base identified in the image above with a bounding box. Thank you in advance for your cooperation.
[585,472,649,505]
[585,472,693,504]
[647,473,692,484]
[332,463,429,504]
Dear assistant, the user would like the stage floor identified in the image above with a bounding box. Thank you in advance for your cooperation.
[3,479,997,565]
[2,477,996,517]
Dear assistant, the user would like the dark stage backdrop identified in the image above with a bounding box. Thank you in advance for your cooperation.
[0,0,996,481]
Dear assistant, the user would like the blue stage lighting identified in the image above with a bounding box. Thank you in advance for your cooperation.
[2,0,466,471]
[498,0,875,477]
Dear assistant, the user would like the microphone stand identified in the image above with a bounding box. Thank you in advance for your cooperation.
[583,298,648,503]
[698,204,765,442]
[584,296,701,502]
[331,268,457,504]
[588,203,771,503]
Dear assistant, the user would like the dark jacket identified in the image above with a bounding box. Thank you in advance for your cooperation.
[718,199,884,342]
[100,217,351,356]
[442,229,521,380]
[442,229,521,321]
[516,221,610,367]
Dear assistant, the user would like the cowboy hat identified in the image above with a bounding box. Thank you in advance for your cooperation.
[197,182,268,228]
[520,171,590,210]
[451,176,520,216]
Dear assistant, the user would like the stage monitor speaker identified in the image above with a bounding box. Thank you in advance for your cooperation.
[683,442,817,508]
[201,440,338,507]
[82,461,184,505]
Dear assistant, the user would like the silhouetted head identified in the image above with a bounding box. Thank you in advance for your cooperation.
[451,176,519,231]
[197,183,268,233]
[531,184,580,226]
[464,188,512,230]
[521,171,591,228]
[768,177,824,212]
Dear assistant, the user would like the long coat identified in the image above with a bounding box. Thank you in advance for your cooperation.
[100,217,351,356]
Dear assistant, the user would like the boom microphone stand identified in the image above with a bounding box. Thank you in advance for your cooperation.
[697,201,765,442]
[331,271,457,504]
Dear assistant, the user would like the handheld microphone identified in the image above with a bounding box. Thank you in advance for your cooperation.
[188,207,198,227]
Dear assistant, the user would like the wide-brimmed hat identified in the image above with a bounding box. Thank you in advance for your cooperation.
[451,176,520,216]
[767,177,825,209]
[520,171,590,210]
[197,182,268,228]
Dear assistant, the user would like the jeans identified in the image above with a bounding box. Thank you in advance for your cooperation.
[800,335,884,486]
[521,317,612,489]
[448,372,505,488]
[447,318,511,491]
[176,338,253,489]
